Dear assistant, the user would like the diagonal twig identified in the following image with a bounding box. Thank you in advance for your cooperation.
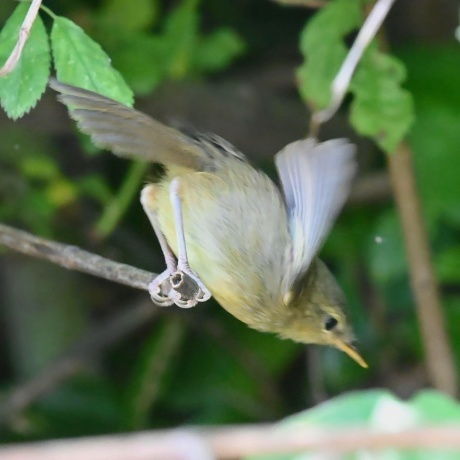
[0,0,43,77]
[0,223,155,290]
[311,0,397,131]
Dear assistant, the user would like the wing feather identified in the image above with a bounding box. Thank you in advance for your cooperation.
[50,79,208,170]
[275,138,356,288]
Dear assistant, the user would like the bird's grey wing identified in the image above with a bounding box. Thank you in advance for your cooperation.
[275,137,356,290]
[50,79,209,170]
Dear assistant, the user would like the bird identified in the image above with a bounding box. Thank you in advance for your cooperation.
[50,79,367,367]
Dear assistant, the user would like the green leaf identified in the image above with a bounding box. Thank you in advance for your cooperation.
[397,46,460,226]
[37,376,125,437]
[110,33,169,95]
[163,0,199,79]
[297,0,361,109]
[350,45,415,153]
[297,0,414,152]
[247,390,460,460]
[411,390,460,423]
[194,28,245,73]
[0,3,50,119]
[436,246,460,283]
[163,311,297,423]
[409,106,460,226]
[51,16,133,106]
[98,0,159,34]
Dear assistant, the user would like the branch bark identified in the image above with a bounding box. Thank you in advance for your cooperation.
[0,223,154,290]
[387,142,457,396]
[2,425,460,459]
[0,0,43,76]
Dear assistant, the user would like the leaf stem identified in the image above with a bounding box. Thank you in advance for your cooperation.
[39,4,57,20]
[95,161,148,239]
[0,0,43,76]
[311,0,396,130]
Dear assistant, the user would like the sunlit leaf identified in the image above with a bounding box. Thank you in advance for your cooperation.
[51,16,133,106]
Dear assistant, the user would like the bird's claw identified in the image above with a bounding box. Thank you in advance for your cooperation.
[148,269,176,307]
[148,267,211,308]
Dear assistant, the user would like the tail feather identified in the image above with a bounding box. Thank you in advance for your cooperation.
[50,79,209,171]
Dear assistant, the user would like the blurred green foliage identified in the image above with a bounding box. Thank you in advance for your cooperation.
[248,390,460,459]
[1,0,460,454]
[297,0,414,152]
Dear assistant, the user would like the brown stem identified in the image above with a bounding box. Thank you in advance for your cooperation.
[387,142,457,396]
[2,425,460,459]
[0,223,154,290]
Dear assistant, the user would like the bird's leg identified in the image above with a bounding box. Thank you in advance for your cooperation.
[141,184,178,306]
[169,178,212,308]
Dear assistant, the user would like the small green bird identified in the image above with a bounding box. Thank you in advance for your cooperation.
[51,79,366,367]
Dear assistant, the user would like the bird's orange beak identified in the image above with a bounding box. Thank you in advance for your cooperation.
[335,339,368,368]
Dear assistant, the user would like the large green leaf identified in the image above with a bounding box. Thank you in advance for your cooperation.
[0,3,50,119]
[247,390,460,460]
[350,45,414,153]
[51,16,133,106]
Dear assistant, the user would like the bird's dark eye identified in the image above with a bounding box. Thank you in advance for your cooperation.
[324,316,338,331]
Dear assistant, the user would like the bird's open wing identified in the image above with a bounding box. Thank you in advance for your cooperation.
[275,138,356,291]
[50,79,208,170]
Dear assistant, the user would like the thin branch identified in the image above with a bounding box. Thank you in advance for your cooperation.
[311,0,397,131]
[129,317,185,429]
[0,223,154,290]
[0,298,159,426]
[387,142,457,396]
[0,0,43,77]
[2,425,460,459]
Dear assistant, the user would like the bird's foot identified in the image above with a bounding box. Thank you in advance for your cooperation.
[170,264,212,308]
[148,266,211,308]
[148,269,177,306]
